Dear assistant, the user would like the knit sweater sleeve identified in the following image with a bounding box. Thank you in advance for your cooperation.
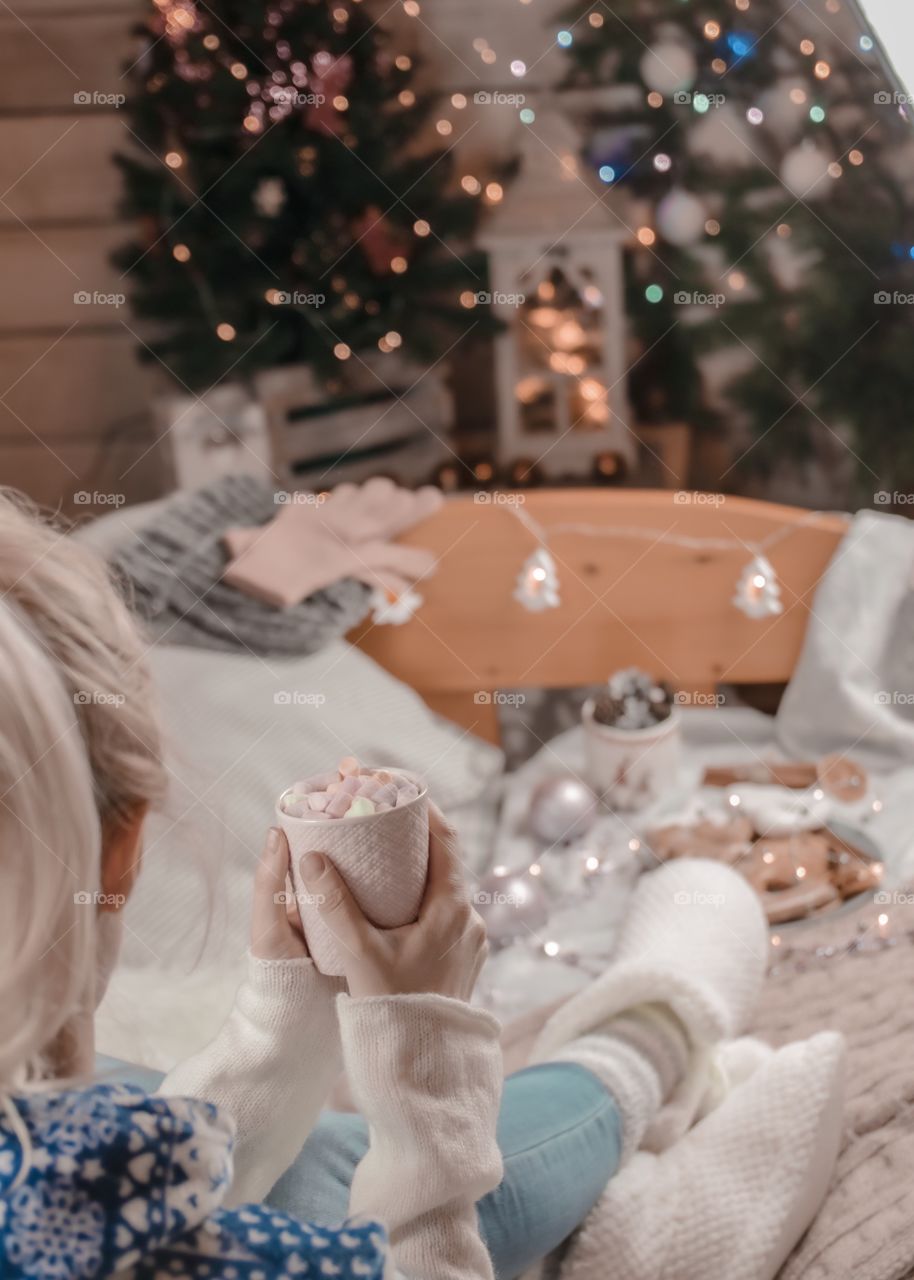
[337,992,504,1280]
[158,953,345,1207]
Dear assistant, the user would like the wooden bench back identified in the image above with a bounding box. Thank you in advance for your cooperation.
[354,489,848,743]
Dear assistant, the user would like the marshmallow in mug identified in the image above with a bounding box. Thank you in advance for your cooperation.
[279,755,421,820]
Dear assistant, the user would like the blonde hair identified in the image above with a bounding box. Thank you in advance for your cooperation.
[0,489,167,1087]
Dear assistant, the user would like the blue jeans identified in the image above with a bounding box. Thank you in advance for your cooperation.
[97,1057,621,1280]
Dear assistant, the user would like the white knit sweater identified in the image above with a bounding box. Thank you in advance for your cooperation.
[160,955,504,1280]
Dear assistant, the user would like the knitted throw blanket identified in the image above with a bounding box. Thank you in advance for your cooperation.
[111,474,370,656]
[755,894,914,1280]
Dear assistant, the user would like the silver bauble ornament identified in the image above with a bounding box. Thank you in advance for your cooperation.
[529,775,599,844]
[474,867,550,945]
[780,142,831,199]
[639,43,697,96]
[656,188,706,247]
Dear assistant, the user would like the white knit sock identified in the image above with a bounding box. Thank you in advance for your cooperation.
[548,1003,691,1160]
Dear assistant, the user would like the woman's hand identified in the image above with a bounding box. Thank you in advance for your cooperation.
[251,825,310,960]
[300,804,488,1000]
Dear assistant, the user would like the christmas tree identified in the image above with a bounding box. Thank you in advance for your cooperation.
[116,0,494,392]
[558,0,914,493]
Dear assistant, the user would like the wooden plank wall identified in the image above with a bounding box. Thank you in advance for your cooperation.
[0,0,167,513]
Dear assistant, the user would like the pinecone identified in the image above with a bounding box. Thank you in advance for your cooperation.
[592,667,674,730]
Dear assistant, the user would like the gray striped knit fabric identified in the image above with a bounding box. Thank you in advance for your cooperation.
[755,896,914,1280]
[110,475,370,656]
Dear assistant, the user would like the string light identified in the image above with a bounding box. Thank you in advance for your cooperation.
[460,290,476,308]
[503,508,836,618]
[747,106,764,125]
[646,284,664,303]
[814,60,831,79]
[598,164,615,182]
[481,48,496,65]
[390,255,408,273]
[403,0,420,14]
[733,554,782,617]
[705,218,721,235]
[398,89,415,106]
[647,91,663,108]
[800,39,815,55]
[711,58,727,73]
[653,153,672,172]
[451,92,467,108]
[520,107,535,123]
[413,218,431,235]
[728,270,747,290]
[810,105,826,123]
[789,87,807,104]
[704,20,721,38]
[172,243,191,261]
[849,149,864,166]
[203,33,219,48]
[515,548,560,610]
[461,175,482,195]
[556,29,573,47]
[637,227,656,246]
[436,119,452,135]
[230,61,247,78]
[333,343,351,359]
[589,11,603,26]
[216,323,236,341]
[510,59,527,76]
[394,54,411,70]
[165,151,183,168]
[485,182,504,202]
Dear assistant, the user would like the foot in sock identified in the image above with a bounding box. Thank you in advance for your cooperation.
[530,859,768,1153]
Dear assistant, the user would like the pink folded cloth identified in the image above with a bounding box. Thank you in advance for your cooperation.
[222,477,443,608]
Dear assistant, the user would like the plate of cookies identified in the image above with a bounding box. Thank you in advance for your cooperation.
[645,769,884,927]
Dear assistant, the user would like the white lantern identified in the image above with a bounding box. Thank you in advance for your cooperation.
[480,111,636,479]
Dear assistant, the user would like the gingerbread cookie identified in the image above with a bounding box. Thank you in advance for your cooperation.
[744,833,830,893]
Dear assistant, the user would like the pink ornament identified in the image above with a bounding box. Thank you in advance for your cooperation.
[352,205,412,274]
[306,52,353,134]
